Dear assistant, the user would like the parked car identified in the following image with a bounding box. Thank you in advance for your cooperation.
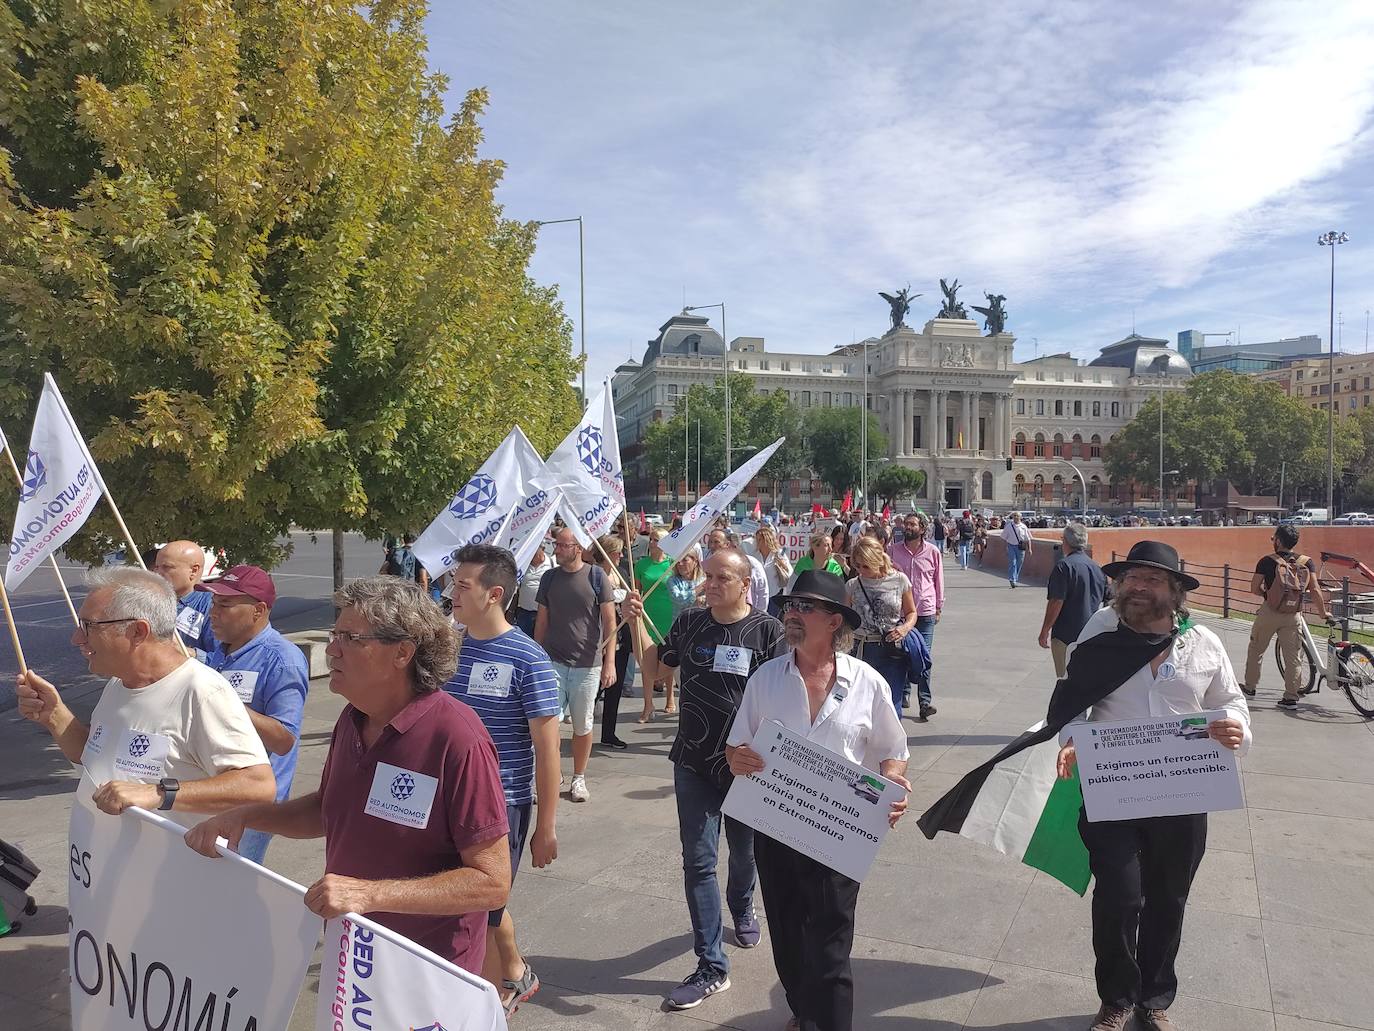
[1333,512,1373,525]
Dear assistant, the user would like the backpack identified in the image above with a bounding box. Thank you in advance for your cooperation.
[395,545,418,582]
[1265,553,1311,614]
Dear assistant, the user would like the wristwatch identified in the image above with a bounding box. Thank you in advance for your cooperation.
[157,777,180,811]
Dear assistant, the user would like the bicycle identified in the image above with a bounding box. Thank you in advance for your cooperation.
[1273,551,1374,718]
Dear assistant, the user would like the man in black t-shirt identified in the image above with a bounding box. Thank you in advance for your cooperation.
[623,549,783,1014]
[1039,522,1107,678]
[1242,523,1329,707]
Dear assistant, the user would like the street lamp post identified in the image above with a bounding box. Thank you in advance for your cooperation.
[861,338,869,513]
[684,303,729,471]
[1056,459,1089,520]
[1319,231,1349,524]
[536,216,586,400]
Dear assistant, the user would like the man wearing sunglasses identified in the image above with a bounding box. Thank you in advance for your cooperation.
[622,549,784,1013]
[726,569,910,1031]
[16,567,275,823]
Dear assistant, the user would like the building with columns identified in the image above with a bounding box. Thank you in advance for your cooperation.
[613,311,1192,511]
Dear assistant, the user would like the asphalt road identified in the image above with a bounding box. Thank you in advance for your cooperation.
[0,531,385,710]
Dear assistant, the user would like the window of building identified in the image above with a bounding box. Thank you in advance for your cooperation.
[982,471,993,499]
[667,383,679,395]
[1071,433,1083,458]
[1013,433,1027,457]
[1111,401,1120,418]
[822,391,832,406]
[1074,373,1083,383]
[1014,473,1027,497]
[1090,434,1102,459]
[761,360,770,370]
[1017,398,1026,414]
[1092,401,1101,417]
[781,361,791,372]
[1054,400,1064,416]
[1053,433,1065,458]
[1311,385,1319,396]
[1036,399,1045,415]
[1073,401,1082,417]
[822,363,832,374]
[1032,474,1045,498]
[801,390,811,405]
[1297,369,1304,380]
[1055,372,1064,382]
[842,392,852,406]
[1035,371,1044,381]
[1033,433,1046,458]
[803,362,814,373]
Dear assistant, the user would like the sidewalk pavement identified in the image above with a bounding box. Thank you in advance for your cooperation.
[4,555,1374,1030]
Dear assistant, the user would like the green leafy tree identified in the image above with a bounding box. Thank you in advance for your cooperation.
[1104,372,1362,503]
[804,407,886,496]
[0,1,579,573]
[871,463,925,506]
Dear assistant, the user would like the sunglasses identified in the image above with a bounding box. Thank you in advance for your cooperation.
[782,598,835,615]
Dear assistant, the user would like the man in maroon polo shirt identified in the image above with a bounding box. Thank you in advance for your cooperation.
[186,576,510,974]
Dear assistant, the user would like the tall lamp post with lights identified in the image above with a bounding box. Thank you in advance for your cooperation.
[684,303,729,471]
[535,217,586,401]
[1319,231,1349,523]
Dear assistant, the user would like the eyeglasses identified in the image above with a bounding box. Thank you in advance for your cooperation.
[782,598,833,615]
[77,617,135,636]
[327,630,412,646]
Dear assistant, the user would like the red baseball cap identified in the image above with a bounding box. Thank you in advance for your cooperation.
[195,564,277,607]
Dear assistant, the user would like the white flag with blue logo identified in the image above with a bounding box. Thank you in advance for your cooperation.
[412,426,544,578]
[661,436,785,562]
[5,373,108,589]
[533,380,625,541]
[315,913,505,1031]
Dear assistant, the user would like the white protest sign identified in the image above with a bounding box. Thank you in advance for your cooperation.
[5,373,108,589]
[317,914,506,1031]
[67,773,319,1031]
[1077,711,1243,822]
[722,720,899,882]
[779,527,811,562]
[413,426,544,577]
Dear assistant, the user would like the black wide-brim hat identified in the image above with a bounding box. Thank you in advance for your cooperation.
[776,569,862,629]
[1101,540,1200,592]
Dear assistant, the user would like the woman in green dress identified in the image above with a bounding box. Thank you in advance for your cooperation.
[633,528,676,720]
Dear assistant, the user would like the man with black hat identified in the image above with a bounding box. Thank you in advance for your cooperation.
[1056,541,1250,1031]
[726,569,910,1031]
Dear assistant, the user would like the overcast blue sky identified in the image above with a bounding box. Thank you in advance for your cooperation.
[425,1,1374,386]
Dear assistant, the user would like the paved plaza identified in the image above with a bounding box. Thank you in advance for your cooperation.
[4,553,1374,1030]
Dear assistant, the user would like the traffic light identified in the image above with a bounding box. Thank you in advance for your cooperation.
[1005,457,1013,471]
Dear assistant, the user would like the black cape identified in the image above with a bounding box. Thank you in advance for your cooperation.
[917,617,1179,839]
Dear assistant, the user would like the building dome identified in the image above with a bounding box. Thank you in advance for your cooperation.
[1089,334,1192,377]
[643,312,726,364]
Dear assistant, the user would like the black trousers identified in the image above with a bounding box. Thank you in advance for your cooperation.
[754,832,860,1031]
[600,624,630,743]
[1078,809,1208,1011]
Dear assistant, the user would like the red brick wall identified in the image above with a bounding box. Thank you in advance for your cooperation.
[984,526,1374,616]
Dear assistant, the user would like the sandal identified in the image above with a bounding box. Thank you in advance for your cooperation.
[502,963,539,1016]
[638,709,655,724]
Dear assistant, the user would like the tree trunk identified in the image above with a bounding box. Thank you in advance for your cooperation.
[332,527,345,610]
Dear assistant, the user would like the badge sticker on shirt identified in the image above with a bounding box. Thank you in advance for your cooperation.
[365,761,439,829]
[223,669,259,702]
[468,661,514,699]
[712,645,753,676]
[113,729,172,781]
[1158,661,1177,680]
[175,606,205,639]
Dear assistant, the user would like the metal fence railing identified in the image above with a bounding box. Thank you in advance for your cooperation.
[1108,550,1374,639]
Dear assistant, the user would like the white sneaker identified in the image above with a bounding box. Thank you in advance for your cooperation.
[570,775,589,802]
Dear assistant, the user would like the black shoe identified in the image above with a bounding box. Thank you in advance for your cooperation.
[919,704,937,720]
[600,737,629,749]
[1240,684,1256,697]
[1276,697,1298,710]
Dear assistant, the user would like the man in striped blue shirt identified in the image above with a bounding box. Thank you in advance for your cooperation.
[443,544,561,1018]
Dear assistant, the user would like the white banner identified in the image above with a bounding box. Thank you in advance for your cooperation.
[723,720,899,882]
[661,438,784,562]
[779,527,811,562]
[1078,711,1243,822]
[413,426,545,577]
[316,914,506,1031]
[533,381,624,541]
[67,774,318,1031]
[5,373,108,589]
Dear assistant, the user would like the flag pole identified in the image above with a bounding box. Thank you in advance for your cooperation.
[0,573,28,674]
[1,439,79,626]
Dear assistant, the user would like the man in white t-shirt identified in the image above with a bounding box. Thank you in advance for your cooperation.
[16,567,274,823]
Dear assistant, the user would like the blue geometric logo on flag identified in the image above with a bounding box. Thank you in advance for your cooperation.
[129,733,151,758]
[391,773,416,800]
[19,451,46,502]
[448,472,498,519]
[410,1024,449,1031]
[576,426,603,475]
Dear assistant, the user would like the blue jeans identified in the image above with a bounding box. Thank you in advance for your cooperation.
[236,828,271,865]
[912,615,936,708]
[1008,544,1025,584]
[855,639,909,714]
[675,764,756,977]
[958,539,972,569]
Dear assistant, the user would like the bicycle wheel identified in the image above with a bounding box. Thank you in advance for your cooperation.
[1274,636,1317,695]
[1340,644,1374,718]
